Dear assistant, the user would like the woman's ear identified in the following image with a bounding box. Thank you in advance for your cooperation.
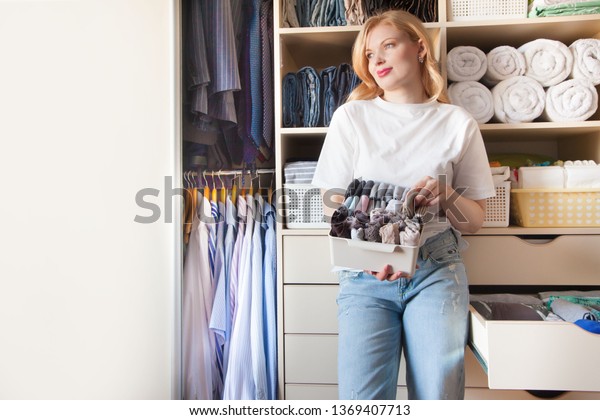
[417,39,426,56]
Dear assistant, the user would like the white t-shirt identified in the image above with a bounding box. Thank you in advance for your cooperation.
[312,96,496,244]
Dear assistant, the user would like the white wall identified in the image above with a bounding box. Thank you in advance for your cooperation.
[0,0,179,399]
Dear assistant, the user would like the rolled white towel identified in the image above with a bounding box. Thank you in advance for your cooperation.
[447,46,487,82]
[483,46,526,87]
[492,76,546,123]
[518,39,573,87]
[570,39,600,85]
[544,78,598,122]
[448,81,494,123]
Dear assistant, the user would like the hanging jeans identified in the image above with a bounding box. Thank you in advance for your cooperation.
[297,66,321,127]
[336,228,469,400]
[320,66,337,126]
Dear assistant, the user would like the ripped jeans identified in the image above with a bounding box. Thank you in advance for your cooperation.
[336,228,469,400]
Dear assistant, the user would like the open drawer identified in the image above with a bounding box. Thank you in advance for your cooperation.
[469,305,600,392]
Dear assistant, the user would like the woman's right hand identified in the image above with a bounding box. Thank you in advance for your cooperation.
[366,264,416,282]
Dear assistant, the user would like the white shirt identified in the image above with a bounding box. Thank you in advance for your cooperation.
[182,196,216,400]
[312,97,496,242]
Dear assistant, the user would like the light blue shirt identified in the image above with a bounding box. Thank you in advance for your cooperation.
[262,201,277,399]
[223,195,255,399]
[250,194,268,399]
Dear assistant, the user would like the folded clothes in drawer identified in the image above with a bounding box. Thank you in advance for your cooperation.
[468,300,600,391]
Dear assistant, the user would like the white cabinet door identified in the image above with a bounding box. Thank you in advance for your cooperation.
[0,0,179,399]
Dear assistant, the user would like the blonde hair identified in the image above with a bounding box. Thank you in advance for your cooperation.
[348,10,449,104]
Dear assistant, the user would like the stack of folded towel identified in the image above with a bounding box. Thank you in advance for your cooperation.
[447,38,600,123]
[517,160,600,188]
[529,0,600,18]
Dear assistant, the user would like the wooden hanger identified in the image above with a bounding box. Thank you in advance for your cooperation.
[218,173,226,204]
[231,175,238,206]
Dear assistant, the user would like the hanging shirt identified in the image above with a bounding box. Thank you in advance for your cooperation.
[228,195,246,339]
[210,196,237,379]
[209,199,226,399]
[223,195,255,399]
[250,194,268,400]
[182,195,216,400]
[262,201,278,399]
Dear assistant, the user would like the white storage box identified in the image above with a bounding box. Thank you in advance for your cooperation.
[283,184,329,229]
[329,235,419,276]
[448,0,528,21]
[483,166,511,227]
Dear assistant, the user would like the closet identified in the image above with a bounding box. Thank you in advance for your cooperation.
[274,1,600,399]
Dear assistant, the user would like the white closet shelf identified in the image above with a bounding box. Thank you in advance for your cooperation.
[446,15,600,50]
[281,121,600,136]
[278,21,441,35]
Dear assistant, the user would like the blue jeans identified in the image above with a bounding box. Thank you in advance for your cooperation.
[297,66,321,127]
[320,66,337,126]
[282,72,301,127]
[335,63,359,107]
[336,229,469,400]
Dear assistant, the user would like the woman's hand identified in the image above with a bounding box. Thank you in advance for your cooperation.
[410,175,445,208]
[366,264,418,282]
[411,175,487,233]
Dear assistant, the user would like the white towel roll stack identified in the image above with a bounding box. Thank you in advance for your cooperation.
[447,46,487,82]
[483,46,526,87]
[448,81,494,123]
[544,78,598,122]
[518,39,573,87]
[492,76,546,123]
[570,38,600,86]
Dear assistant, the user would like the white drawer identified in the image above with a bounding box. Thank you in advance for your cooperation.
[284,285,338,333]
[462,235,600,285]
[283,236,338,284]
[287,334,423,387]
[469,305,600,391]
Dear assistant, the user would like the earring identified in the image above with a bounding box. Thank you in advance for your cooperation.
[418,55,424,64]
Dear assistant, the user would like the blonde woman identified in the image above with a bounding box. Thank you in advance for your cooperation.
[312,11,495,400]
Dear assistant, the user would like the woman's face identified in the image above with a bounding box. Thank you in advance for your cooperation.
[365,23,422,94]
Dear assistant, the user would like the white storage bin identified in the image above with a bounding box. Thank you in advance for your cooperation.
[483,166,511,227]
[282,184,329,229]
[448,0,528,21]
[329,235,419,276]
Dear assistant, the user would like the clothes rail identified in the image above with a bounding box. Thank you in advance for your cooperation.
[189,169,275,177]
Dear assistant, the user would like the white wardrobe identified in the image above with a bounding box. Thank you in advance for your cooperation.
[0,0,182,399]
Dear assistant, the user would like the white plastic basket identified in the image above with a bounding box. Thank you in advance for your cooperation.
[483,181,511,227]
[283,184,329,229]
[448,0,528,21]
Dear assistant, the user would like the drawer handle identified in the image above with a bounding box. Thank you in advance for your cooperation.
[516,235,558,245]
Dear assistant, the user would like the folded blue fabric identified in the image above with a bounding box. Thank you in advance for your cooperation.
[574,319,600,334]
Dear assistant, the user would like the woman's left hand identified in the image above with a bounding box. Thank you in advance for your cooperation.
[410,175,448,207]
